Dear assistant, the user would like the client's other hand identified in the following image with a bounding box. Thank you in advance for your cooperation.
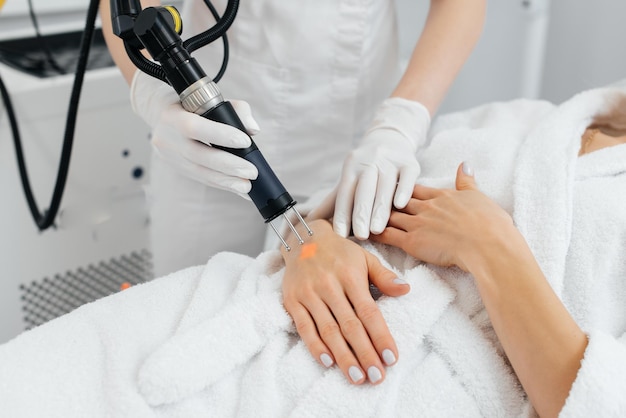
[371,162,514,271]
[280,219,410,385]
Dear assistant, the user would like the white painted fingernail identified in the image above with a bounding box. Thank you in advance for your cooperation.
[462,161,474,176]
[393,277,408,285]
[368,366,382,384]
[320,353,333,368]
[348,366,364,383]
[382,349,396,366]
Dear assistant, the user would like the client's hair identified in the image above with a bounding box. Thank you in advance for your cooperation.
[590,96,626,135]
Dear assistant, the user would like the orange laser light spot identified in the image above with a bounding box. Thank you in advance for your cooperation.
[299,242,318,260]
[120,282,132,291]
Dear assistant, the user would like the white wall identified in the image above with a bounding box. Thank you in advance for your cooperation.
[395,0,626,114]
[396,0,547,114]
[541,0,626,103]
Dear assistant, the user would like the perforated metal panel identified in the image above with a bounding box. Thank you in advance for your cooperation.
[19,250,153,330]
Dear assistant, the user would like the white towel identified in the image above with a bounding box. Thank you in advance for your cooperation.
[130,239,528,417]
[0,265,205,417]
[2,84,626,417]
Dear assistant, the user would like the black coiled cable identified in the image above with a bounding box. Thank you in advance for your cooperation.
[0,0,100,231]
[1,0,235,231]
[126,0,237,84]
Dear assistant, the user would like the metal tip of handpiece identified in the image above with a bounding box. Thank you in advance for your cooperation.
[269,221,291,251]
[284,213,304,244]
[291,207,313,236]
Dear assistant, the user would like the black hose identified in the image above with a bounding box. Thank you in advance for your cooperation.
[124,42,168,83]
[0,0,100,231]
[2,0,235,231]
[184,0,238,54]
[203,0,230,82]
[125,0,234,83]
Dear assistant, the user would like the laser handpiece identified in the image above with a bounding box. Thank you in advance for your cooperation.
[113,4,312,249]
[178,78,313,249]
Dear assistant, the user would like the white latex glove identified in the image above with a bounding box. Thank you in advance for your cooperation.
[130,70,260,195]
[333,97,431,239]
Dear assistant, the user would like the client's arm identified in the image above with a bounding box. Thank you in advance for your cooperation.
[371,163,587,418]
[280,219,410,385]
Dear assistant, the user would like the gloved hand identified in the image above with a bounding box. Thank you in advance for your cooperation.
[332,97,431,239]
[130,70,260,196]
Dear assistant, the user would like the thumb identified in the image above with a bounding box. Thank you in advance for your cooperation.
[365,251,410,297]
[230,100,261,136]
[456,161,478,191]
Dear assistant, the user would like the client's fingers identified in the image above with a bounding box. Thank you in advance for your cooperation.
[345,279,400,370]
[326,286,386,385]
[286,302,334,369]
[305,297,367,385]
[365,250,409,297]
[369,226,406,247]
[456,161,478,191]
[411,183,442,200]
[400,197,423,215]
[370,211,415,249]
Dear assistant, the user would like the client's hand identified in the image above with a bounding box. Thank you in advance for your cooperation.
[371,162,514,271]
[280,219,410,385]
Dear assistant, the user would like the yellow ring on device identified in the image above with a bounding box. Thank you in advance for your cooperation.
[164,6,182,34]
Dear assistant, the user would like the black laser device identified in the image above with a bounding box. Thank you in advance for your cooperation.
[110,0,312,249]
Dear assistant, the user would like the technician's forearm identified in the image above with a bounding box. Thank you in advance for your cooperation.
[392,0,486,114]
[99,0,161,84]
[462,227,587,418]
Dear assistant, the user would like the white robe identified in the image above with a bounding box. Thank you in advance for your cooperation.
[147,0,403,275]
[1,84,626,417]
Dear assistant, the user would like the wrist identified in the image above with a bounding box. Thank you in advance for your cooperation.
[460,224,538,287]
[364,97,431,151]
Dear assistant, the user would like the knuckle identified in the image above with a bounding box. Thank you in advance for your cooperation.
[355,303,380,324]
[422,200,436,211]
[316,275,342,296]
[370,333,392,350]
[335,266,361,283]
[335,352,357,370]
[340,316,363,337]
[353,346,378,364]
[281,297,297,312]
[294,318,315,337]
[318,321,341,340]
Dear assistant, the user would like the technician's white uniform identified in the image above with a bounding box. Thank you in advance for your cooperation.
[148,0,403,276]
